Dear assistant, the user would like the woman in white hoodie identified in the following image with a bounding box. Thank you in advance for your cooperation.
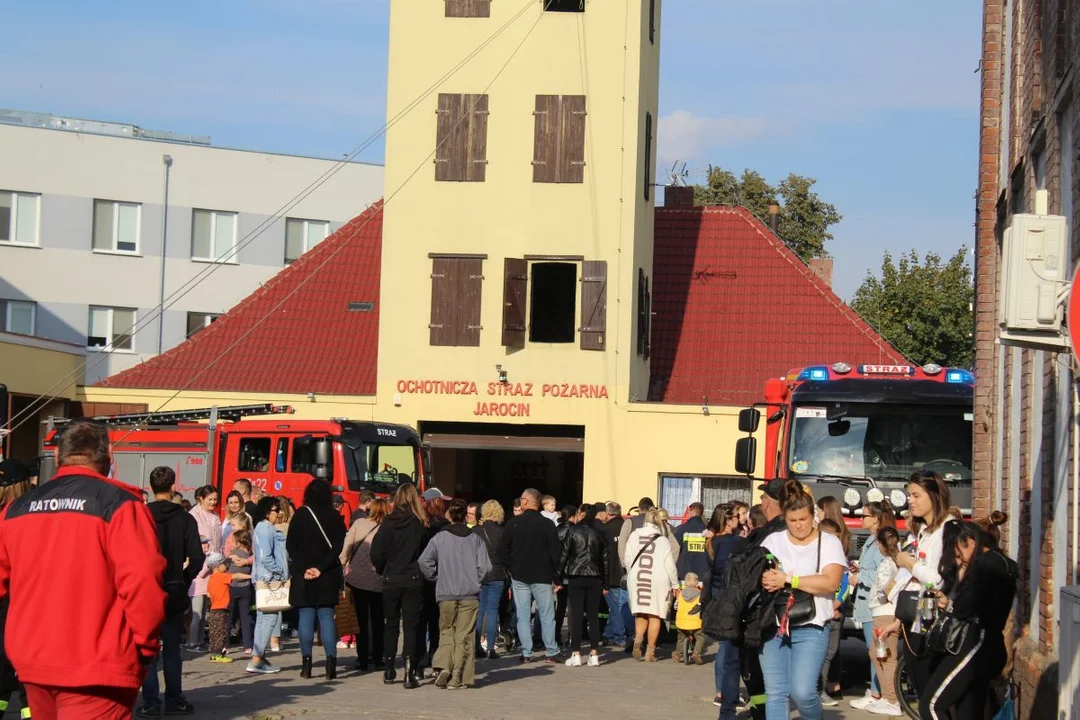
[623,509,679,662]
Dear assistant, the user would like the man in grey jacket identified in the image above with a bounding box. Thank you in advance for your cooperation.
[418,499,491,689]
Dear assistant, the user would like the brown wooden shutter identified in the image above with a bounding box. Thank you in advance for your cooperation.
[465,94,489,182]
[579,260,607,351]
[644,275,651,359]
[446,0,490,17]
[558,95,587,183]
[430,257,483,346]
[532,95,559,183]
[636,268,646,355]
[644,112,653,200]
[502,258,528,347]
[435,94,462,182]
[649,0,656,43]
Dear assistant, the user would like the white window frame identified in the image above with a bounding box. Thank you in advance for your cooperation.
[0,300,36,335]
[284,218,330,264]
[186,311,221,338]
[191,209,239,263]
[92,200,142,255]
[87,306,136,353]
[0,190,42,247]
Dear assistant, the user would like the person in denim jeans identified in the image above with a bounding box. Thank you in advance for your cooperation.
[848,500,896,710]
[473,500,508,659]
[600,502,632,648]
[248,496,288,675]
[759,481,846,720]
[505,489,561,663]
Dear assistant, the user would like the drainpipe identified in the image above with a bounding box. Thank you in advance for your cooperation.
[158,154,173,355]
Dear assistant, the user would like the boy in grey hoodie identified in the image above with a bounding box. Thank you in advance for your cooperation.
[418,499,491,689]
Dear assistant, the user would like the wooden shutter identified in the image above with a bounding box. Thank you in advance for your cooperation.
[579,260,607,351]
[532,95,559,183]
[465,94,489,182]
[558,95,587,183]
[644,112,653,200]
[430,257,483,346]
[636,268,646,355]
[649,0,656,43]
[435,94,462,181]
[644,275,651,359]
[502,258,528,347]
[446,0,490,17]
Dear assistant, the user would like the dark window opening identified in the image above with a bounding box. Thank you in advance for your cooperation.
[238,438,271,472]
[292,438,334,480]
[544,0,584,12]
[529,262,576,343]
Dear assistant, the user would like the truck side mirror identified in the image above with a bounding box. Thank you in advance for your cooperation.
[738,408,760,434]
[734,437,757,475]
[314,438,331,479]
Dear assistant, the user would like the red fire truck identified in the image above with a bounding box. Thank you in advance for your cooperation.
[733,362,975,531]
[41,404,429,518]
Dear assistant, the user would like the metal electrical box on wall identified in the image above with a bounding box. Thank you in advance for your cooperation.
[999,213,1069,350]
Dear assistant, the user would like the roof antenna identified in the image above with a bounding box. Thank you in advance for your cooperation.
[668,160,688,187]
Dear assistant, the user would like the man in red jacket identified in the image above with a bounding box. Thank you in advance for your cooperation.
[0,418,165,719]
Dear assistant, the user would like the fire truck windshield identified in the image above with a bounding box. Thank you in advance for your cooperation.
[787,402,973,485]
[345,442,419,492]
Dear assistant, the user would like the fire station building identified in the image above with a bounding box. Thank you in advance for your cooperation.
[76,1,903,513]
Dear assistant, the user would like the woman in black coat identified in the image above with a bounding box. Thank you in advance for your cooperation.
[287,478,347,680]
[370,483,430,689]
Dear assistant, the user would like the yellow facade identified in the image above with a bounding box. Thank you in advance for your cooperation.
[77,1,761,511]
[1,334,84,460]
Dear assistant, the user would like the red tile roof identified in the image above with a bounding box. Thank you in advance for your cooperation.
[100,202,902,406]
[648,206,906,405]
[99,204,383,395]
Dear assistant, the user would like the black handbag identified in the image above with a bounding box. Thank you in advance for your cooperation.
[924,611,972,655]
[773,534,821,630]
[895,590,920,625]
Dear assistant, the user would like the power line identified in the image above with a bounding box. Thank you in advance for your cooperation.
[6,0,541,435]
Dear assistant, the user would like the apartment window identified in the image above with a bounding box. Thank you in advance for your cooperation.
[186,312,221,338]
[533,95,587,184]
[636,269,651,358]
[191,209,238,262]
[429,255,484,346]
[545,0,584,12]
[285,218,329,263]
[445,0,490,17]
[0,191,40,246]
[435,94,489,182]
[92,200,141,254]
[87,306,135,351]
[0,300,35,335]
[501,258,606,349]
[644,112,653,200]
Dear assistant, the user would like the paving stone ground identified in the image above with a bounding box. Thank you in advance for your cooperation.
[163,638,888,719]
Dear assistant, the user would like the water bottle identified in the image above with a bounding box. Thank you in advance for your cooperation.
[911,597,924,634]
[920,583,936,622]
[874,629,888,659]
[764,554,778,572]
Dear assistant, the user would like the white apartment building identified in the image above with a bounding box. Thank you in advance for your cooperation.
[0,109,383,384]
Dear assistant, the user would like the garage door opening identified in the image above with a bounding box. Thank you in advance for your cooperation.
[421,421,584,511]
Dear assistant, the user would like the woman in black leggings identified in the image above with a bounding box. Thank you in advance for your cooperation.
[918,520,1017,720]
[557,504,609,667]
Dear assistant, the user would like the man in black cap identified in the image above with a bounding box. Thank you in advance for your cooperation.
[746,480,786,546]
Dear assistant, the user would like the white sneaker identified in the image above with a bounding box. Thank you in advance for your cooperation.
[336,641,349,649]
[587,653,600,667]
[564,653,583,667]
[867,698,903,717]
[849,691,880,710]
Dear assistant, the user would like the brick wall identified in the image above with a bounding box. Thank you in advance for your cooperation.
[976,0,1080,717]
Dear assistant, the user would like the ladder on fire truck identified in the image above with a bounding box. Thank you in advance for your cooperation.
[47,403,295,429]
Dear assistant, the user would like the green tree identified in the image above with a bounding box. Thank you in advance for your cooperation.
[692,166,841,262]
[850,248,974,368]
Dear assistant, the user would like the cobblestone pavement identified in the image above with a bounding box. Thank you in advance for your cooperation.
[164,639,889,720]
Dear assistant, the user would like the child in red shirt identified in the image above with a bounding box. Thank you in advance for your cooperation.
[203,553,250,663]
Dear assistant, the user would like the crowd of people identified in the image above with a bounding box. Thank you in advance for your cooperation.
[0,418,1020,720]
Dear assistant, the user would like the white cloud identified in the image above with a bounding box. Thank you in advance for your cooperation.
[657,110,773,162]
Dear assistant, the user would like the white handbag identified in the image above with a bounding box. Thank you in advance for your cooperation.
[255,579,291,613]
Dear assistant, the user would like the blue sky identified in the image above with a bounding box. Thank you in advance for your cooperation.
[3,0,982,300]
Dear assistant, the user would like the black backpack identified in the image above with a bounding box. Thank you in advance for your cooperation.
[702,544,777,648]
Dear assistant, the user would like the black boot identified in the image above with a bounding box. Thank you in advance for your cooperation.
[383,658,397,684]
[403,658,420,689]
[326,656,337,680]
[300,655,313,679]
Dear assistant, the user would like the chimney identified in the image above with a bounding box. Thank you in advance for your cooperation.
[808,257,834,289]
[767,202,780,234]
[665,185,695,208]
